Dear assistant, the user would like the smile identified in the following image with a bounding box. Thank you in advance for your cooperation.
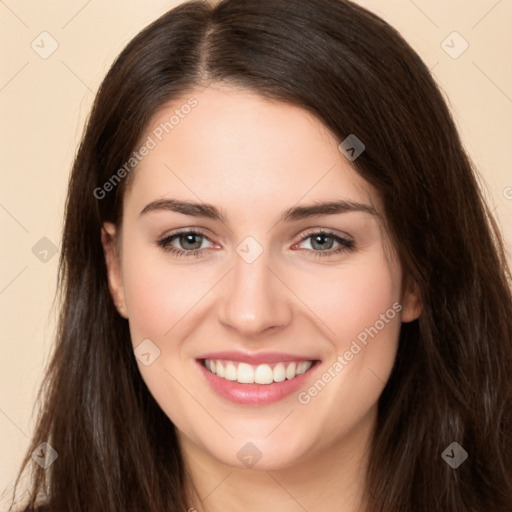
[203,358,314,384]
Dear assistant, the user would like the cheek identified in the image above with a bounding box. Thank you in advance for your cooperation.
[291,252,402,437]
[291,249,403,420]
[292,249,402,350]
[121,241,209,345]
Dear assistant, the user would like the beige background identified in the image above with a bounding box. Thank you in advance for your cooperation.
[1,0,511,507]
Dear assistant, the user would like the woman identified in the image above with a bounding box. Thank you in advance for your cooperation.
[11,0,512,510]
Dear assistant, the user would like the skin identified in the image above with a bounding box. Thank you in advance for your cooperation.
[102,83,422,512]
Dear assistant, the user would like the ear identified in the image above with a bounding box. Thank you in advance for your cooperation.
[101,222,128,318]
[400,276,423,323]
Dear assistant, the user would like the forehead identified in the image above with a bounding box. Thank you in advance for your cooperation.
[123,84,381,218]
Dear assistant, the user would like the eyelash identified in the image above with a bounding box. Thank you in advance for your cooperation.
[156,228,355,259]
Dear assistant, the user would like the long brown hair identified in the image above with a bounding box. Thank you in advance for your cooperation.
[10,0,512,510]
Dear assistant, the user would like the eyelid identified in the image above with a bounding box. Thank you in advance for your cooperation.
[295,227,353,243]
[158,226,212,243]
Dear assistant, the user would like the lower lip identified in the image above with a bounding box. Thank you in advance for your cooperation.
[196,360,320,406]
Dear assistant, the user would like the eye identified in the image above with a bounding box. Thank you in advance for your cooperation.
[156,228,355,259]
[157,229,213,258]
[293,230,355,258]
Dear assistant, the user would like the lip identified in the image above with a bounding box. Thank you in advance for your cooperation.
[195,355,321,406]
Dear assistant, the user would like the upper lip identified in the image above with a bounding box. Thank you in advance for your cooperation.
[196,351,319,365]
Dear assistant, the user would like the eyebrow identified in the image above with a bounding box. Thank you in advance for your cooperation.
[139,198,377,222]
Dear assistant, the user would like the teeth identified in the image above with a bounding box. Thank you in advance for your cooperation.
[273,363,286,382]
[203,359,314,384]
[224,362,237,380]
[238,363,254,383]
[285,362,296,380]
[296,361,308,375]
[254,364,273,384]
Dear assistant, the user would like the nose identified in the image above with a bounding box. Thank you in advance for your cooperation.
[218,245,294,338]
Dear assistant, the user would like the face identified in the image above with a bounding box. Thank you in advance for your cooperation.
[102,84,422,471]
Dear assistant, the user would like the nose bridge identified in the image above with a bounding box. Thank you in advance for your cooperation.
[218,237,292,336]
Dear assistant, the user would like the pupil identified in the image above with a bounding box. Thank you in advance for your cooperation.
[312,234,333,250]
[182,234,202,250]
